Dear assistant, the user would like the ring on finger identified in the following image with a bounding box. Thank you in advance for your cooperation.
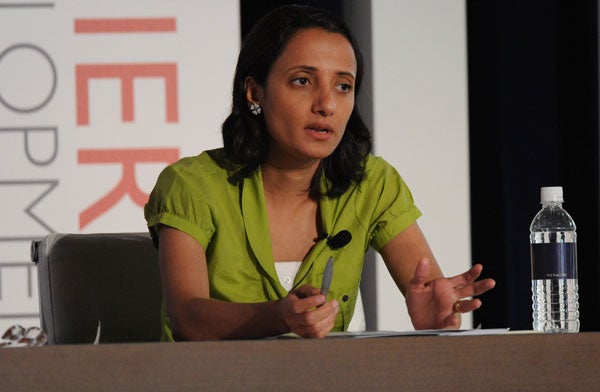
[453,301,461,313]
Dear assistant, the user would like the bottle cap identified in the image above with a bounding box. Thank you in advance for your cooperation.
[540,186,563,202]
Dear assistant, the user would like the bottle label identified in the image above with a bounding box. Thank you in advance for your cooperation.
[530,242,577,279]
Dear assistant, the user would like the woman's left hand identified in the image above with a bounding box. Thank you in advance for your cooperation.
[405,258,496,330]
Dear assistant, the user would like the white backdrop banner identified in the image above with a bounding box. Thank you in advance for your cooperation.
[0,0,239,332]
[371,0,471,330]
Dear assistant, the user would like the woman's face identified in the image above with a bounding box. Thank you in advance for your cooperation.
[248,28,357,168]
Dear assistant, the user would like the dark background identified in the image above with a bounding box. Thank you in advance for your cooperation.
[467,0,599,331]
[240,0,600,331]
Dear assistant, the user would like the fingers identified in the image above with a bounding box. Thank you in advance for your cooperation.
[442,299,482,329]
[454,278,496,299]
[443,312,460,329]
[473,277,496,295]
[453,298,482,314]
[297,300,339,338]
[282,285,339,338]
[409,257,431,286]
[448,263,484,286]
[408,262,495,330]
[293,284,322,299]
[447,263,495,297]
[283,284,325,316]
[289,300,339,338]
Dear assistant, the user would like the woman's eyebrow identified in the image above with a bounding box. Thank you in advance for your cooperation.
[287,65,317,73]
[337,70,356,80]
[287,65,356,79]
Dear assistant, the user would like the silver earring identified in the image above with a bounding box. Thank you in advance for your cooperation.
[249,102,261,115]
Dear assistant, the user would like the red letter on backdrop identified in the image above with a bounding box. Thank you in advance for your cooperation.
[78,148,179,229]
[74,17,176,33]
[76,63,178,125]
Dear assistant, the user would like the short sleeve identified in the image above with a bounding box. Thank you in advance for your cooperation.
[364,157,422,251]
[144,163,215,249]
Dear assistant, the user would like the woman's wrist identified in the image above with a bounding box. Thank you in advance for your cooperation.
[272,299,291,335]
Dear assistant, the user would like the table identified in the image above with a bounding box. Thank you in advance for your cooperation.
[1,332,599,391]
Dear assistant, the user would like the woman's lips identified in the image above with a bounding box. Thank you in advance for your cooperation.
[305,125,333,140]
[305,123,333,133]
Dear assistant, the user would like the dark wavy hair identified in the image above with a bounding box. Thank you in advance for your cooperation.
[221,4,372,199]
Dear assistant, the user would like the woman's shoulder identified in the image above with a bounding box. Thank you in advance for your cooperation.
[362,154,400,179]
[164,148,233,175]
[157,148,236,190]
[364,153,386,166]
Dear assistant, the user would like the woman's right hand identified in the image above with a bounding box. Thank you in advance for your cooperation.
[279,284,338,338]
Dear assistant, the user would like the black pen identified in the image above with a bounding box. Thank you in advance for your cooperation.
[321,256,334,299]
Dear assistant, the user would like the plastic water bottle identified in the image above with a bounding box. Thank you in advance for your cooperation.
[530,186,579,333]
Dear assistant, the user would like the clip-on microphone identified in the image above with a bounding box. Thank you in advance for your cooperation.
[326,230,352,250]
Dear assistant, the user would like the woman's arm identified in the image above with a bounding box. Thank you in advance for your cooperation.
[158,225,339,340]
[379,222,442,295]
[380,222,495,330]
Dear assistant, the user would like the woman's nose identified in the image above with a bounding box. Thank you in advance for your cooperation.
[312,86,335,116]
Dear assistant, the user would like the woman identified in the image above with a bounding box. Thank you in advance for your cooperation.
[144,5,495,341]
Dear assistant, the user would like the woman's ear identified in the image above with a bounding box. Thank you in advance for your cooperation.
[244,76,263,106]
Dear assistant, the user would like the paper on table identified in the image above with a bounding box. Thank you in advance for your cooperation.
[334,328,510,338]
[278,328,510,339]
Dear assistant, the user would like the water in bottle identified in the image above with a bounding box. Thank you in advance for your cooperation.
[530,186,579,333]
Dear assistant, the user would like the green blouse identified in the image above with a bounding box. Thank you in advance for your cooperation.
[144,148,421,340]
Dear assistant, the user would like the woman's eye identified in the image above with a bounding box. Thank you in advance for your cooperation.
[338,83,353,92]
[292,77,310,86]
